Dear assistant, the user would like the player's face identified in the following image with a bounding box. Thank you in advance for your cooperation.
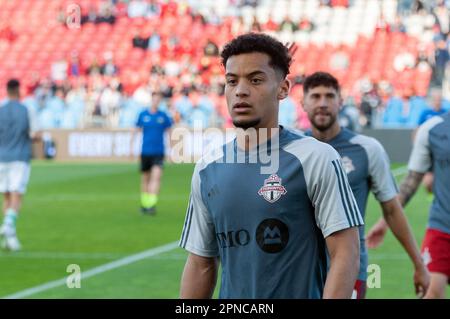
[224,52,289,129]
[303,85,342,132]
[151,92,162,110]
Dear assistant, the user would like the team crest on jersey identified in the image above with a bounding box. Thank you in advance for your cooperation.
[157,117,164,124]
[341,156,355,174]
[258,174,287,203]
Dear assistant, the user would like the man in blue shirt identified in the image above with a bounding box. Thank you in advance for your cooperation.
[133,91,172,215]
[368,110,450,298]
[417,88,448,125]
[0,79,39,251]
[302,72,429,298]
[179,33,363,299]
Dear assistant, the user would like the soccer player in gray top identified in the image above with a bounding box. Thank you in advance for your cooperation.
[302,72,429,298]
[179,33,363,299]
[368,111,450,298]
[0,79,38,251]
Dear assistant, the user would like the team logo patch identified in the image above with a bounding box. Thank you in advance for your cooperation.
[341,156,355,174]
[256,219,289,253]
[157,117,164,124]
[258,174,287,203]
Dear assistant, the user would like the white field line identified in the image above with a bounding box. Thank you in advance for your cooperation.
[0,251,187,260]
[2,241,180,299]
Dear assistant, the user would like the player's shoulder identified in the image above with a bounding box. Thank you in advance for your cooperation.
[282,128,340,160]
[3,99,28,114]
[348,131,385,153]
[137,109,148,117]
[193,142,226,174]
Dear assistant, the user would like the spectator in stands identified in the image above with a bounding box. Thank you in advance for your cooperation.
[239,0,259,8]
[397,0,415,16]
[100,52,119,76]
[418,87,449,125]
[133,82,152,107]
[339,96,361,132]
[250,16,262,32]
[81,4,98,24]
[278,15,298,33]
[359,82,382,128]
[87,57,102,76]
[264,14,278,31]
[186,91,213,128]
[431,39,450,86]
[416,45,433,71]
[329,45,350,71]
[147,31,161,51]
[433,0,449,35]
[128,0,149,18]
[383,87,427,127]
[147,0,162,18]
[375,13,391,33]
[174,87,193,122]
[299,16,315,33]
[99,81,122,127]
[390,16,407,33]
[393,51,416,72]
[47,88,66,127]
[231,15,247,36]
[68,52,82,77]
[132,30,149,49]
[97,0,116,24]
[51,58,68,83]
[56,5,66,25]
[203,39,219,57]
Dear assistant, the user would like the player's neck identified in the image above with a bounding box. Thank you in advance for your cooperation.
[236,125,281,151]
[311,124,341,142]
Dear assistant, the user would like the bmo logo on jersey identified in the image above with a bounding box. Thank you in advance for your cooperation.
[256,219,289,253]
[216,219,289,253]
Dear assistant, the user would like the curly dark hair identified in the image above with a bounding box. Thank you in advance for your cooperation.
[303,72,340,94]
[220,33,292,78]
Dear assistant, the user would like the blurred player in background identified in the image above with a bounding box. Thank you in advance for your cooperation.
[132,90,173,215]
[0,79,39,251]
[179,33,362,299]
[302,71,429,298]
[368,111,450,298]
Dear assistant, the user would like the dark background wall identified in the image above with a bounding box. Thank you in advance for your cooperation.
[363,128,415,163]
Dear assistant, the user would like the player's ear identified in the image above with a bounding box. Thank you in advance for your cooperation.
[277,78,290,100]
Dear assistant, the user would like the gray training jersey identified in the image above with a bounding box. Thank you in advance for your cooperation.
[306,128,398,281]
[180,128,363,298]
[408,112,450,235]
[0,100,34,162]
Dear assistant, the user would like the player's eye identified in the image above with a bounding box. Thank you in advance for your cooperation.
[226,79,237,85]
[251,78,262,84]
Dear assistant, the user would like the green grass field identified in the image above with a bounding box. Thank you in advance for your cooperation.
[0,161,448,298]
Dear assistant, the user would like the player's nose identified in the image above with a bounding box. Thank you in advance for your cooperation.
[235,81,250,97]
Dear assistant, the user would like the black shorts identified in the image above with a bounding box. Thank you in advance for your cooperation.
[140,155,164,172]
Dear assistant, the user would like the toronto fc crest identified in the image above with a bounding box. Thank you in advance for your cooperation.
[341,156,355,174]
[258,174,287,203]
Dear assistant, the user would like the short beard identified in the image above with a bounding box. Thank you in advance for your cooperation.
[311,115,336,132]
[233,118,261,130]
